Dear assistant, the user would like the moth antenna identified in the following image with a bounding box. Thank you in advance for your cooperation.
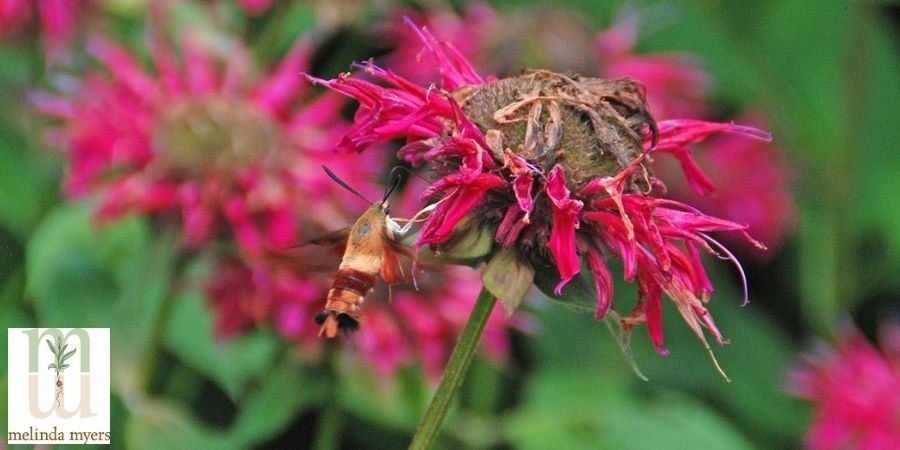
[322,166,373,204]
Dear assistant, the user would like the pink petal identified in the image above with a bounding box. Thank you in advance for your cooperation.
[418,173,506,246]
[182,34,218,96]
[586,250,613,319]
[255,40,312,114]
[546,165,583,294]
[224,198,263,256]
[88,37,157,100]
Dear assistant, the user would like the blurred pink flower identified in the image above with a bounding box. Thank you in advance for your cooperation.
[34,28,347,259]
[206,256,327,345]
[790,325,900,450]
[0,0,82,62]
[309,22,769,369]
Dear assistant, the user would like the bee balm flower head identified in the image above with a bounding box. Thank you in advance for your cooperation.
[309,21,769,375]
[34,27,347,259]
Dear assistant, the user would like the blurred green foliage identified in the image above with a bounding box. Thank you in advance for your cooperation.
[2,0,898,449]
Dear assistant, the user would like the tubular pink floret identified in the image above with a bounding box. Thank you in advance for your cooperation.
[546,165,584,294]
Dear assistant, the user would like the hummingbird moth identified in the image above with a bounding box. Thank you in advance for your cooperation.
[312,166,423,338]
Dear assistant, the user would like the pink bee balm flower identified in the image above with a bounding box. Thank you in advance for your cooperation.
[34,28,346,259]
[309,22,769,375]
[789,325,900,450]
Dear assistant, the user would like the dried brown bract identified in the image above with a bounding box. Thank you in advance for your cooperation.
[454,70,657,190]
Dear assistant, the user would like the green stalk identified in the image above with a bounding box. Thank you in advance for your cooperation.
[313,397,342,450]
[141,247,189,393]
[410,288,496,450]
[313,344,342,450]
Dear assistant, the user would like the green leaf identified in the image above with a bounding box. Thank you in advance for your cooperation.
[229,358,326,447]
[848,15,900,295]
[26,202,178,399]
[339,362,428,431]
[48,363,56,370]
[164,290,280,400]
[60,364,69,370]
[126,400,232,450]
[62,349,76,362]
[0,267,30,375]
[481,248,534,315]
[0,83,57,239]
[27,203,147,327]
[46,338,56,356]
[505,368,755,450]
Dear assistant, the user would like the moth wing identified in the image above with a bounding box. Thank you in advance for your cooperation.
[265,228,349,275]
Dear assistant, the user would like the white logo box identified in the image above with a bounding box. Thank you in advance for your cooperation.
[7,328,111,445]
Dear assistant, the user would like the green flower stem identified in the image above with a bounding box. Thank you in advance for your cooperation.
[313,395,342,450]
[313,344,342,450]
[141,248,189,394]
[410,287,496,450]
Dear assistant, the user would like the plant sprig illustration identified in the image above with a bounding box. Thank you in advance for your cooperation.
[46,336,75,407]
[46,336,76,375]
